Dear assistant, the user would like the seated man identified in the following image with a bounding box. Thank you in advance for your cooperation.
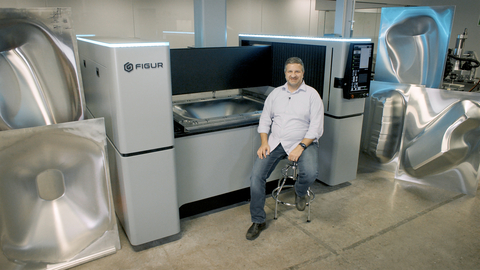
[246,57,324,240]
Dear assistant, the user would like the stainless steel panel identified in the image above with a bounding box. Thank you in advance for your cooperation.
[361,81,414,173]
[362,6,479,195]
[362,88,406,163]
[174,96,263,119]
[396,87,480,195]
[173,93,263,132]
[402,100,480,177]
[0,8,85,131]
[375,6,455,88]
[0,118,120,269]
[362,81,480,195]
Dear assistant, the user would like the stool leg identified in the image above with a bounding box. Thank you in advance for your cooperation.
[307,202,311,222]
[274,195,278,220]
[307,189,311,222]
[274,176,287,220]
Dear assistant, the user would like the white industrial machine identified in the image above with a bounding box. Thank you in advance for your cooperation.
[239,34,374,185]
[76,37,180,250]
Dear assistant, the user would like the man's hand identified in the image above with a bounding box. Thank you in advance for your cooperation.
[257,144,270,159]
[288,139,313,162]
[257,133,270,159]
[288,145,304,162]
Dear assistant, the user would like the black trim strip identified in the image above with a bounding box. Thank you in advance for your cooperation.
[105,133,174,157]
[327,47,334,112]
[121,146,174,157]
[174,121,259,138]
[130,230,182,252]
[325,113,364,119]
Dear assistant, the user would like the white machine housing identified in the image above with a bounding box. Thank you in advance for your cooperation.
[77,36,180,248]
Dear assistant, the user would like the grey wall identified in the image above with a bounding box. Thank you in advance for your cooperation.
[0,0,327,48]
[0,0,478,56]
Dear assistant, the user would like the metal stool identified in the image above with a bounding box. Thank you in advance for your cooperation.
[271,162,315,222]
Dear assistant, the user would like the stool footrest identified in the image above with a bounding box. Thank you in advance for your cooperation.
[272,162,315,222]
[271,185,315,207]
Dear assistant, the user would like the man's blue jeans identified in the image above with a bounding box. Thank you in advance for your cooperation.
[250,143,319,223]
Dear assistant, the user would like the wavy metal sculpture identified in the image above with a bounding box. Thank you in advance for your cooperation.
[362,88,406,163]
[0,119,120,269]
[363,81,480,195]
[402,100,480,178]
[362,6,480,195]
[396,87,480,195]
[375,6,454,88]
[0,8,84,130]
[0,9,117,270]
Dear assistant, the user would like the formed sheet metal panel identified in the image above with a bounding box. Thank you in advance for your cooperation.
[362,81,480,195]
[0,118,120,270]
[375,6,455,88]
[173,91,264,133]
[0,8,85,130]
[361,81,408,163]
[361,6,480,195]
[396,87,480,196]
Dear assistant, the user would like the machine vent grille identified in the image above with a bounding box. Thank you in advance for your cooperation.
[271,42,326,98]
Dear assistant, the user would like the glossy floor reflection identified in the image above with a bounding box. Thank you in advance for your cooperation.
[72,159,480,270]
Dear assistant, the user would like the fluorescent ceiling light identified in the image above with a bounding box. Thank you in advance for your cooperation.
[163,31,195,35]
[239,33,371,42]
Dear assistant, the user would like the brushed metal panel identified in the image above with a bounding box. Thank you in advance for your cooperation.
[396,87,480,195]
[363,89,406,163]
[173,93,263,132]
[0,118,120,269]
[362,82,480,195]
[0,8,84,131]
[375,6,454,88]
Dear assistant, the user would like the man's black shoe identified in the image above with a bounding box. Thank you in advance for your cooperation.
[295,192,307,211]
[246,222,266,240]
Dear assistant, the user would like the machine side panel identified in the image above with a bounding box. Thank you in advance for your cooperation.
[113,45,174,153]
[78,41,117,147]
[78,40,174,154]
[318,115,364,185]
[111,144,180,246]
[175,126,257,206]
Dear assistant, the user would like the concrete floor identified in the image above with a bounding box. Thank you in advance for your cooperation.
[72,164,480,270]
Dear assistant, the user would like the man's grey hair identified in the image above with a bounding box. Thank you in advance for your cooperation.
[284,57,305,72]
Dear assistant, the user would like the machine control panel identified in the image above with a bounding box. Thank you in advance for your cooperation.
[337,43,374,99]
